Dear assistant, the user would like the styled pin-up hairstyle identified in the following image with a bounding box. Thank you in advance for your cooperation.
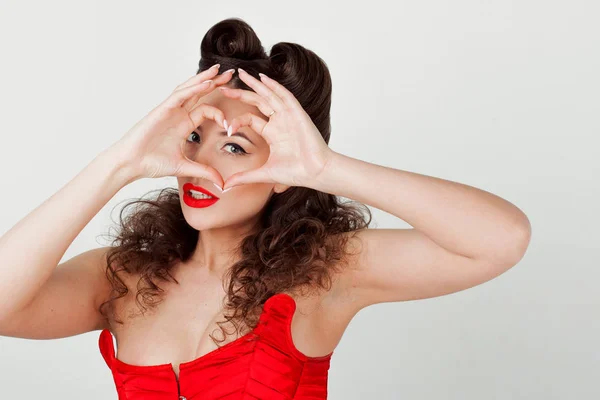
[99,17,372,347]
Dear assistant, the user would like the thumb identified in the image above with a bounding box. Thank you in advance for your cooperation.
[223,167,272,191]
[178,161,224,189]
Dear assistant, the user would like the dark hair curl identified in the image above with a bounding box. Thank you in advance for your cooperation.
[98,17,372,347]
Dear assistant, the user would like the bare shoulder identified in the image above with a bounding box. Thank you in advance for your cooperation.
[0,246,116,339]
[82,246,119,331]
[96,251,146,331]
[321,229,367,316]
[56,246,116,331]
[289,230,367,354]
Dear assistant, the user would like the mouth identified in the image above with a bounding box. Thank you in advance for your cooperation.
[182,182,220,208]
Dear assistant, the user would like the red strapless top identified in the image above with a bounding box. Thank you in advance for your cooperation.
[98,293,333,399]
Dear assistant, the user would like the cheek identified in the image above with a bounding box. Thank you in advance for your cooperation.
[217,183,273,219]
[220,157,269,180]
[225,182,273,203]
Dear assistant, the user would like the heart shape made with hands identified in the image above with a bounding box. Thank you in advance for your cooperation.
[179,66,333,194]
[179,122,269,194]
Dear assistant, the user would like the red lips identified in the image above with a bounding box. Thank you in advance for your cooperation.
[183,182,219,198]
[182,182,220,208]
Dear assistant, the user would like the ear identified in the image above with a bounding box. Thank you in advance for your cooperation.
[273,183,291,194]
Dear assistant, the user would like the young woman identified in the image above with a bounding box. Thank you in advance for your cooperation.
[0,18,531,400]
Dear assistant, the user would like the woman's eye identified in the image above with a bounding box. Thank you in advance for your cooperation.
[187,132,200,143]
[186,132,247,156]
[224,143,248,156]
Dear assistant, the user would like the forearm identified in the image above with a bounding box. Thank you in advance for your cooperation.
[0,144,137,318]
[311,151,531,263]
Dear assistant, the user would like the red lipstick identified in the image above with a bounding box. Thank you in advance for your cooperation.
[182,182,220,208]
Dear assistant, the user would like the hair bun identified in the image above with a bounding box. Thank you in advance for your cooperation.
[196,18,332,144]
[200,18,267,64]
[268,42,332,143]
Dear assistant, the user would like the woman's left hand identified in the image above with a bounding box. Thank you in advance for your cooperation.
[217,68,334,191]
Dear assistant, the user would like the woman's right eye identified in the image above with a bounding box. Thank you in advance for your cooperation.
[187,131,201,143]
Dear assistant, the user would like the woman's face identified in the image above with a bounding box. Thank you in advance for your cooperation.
[176,87,287,232]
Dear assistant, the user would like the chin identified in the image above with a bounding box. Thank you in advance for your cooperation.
[182,212,223,230]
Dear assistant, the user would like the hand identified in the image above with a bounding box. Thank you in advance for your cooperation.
[217,68,334,191]
[113,64,235,187]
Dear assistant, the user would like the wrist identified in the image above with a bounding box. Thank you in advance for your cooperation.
[309,150,341,193]
[95,143,141,187]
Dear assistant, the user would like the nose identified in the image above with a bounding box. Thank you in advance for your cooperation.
[181,136,231,182]
[182,135,217,165]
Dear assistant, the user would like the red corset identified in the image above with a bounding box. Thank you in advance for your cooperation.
[99,293,333,399]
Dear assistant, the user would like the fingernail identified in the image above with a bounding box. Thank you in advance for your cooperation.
[227,125,232,137]
[222,186,234,193]
[224,68,235,74]
[211,63,220,70]
[237,68,246,75]
[212,182,223,192]
[201,79,213,84]
[258,73,268,80]
[223,119,228,130]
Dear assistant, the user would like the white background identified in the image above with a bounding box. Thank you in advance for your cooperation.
[0,0,598,399]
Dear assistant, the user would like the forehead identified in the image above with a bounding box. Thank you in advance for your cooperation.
[195,88,266,146]
[199,88,264,121]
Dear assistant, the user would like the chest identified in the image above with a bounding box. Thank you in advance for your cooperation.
[108,273,347,379]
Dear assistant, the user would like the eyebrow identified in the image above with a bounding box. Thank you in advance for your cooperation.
[195,127,255,146]
[219,130,255,146]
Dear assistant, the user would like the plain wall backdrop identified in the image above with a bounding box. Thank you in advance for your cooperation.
[0,0,598,399]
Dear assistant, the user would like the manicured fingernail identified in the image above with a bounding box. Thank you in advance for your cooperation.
[211,63,220,70]
[201,79,213,84]
[223,119,228,130]
[224,68,235,74]
[222,186,234,193]
[237,68,246,75]
[227,125,232,137]
[258,73,268,80]
[212,182,223,192]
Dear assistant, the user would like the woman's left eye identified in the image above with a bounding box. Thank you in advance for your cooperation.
[224,143,248,156]
[186,132,247,156]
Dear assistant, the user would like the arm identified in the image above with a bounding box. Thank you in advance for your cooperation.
[0,145,135,337]
[0,246,113,339]
[312,151,531,310]
[0,66,233,339]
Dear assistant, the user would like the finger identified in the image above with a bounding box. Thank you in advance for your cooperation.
[227,112,267,139]
[166,80,216,109]
[177,161,224,189]
[183,68,235,110]
[173,63,220,92]
[223,166,273,190]
[188,103,227,132]
[237,68,285,112]
[211,68,236,85]
[218,87,275,118]
[258,72,300,108]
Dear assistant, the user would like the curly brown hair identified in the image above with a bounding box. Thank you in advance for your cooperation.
[98,17,372,347]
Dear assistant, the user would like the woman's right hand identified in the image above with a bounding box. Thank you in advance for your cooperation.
[112,64,234,188]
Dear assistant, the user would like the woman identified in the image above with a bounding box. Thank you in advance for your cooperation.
[0,18,531,400]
